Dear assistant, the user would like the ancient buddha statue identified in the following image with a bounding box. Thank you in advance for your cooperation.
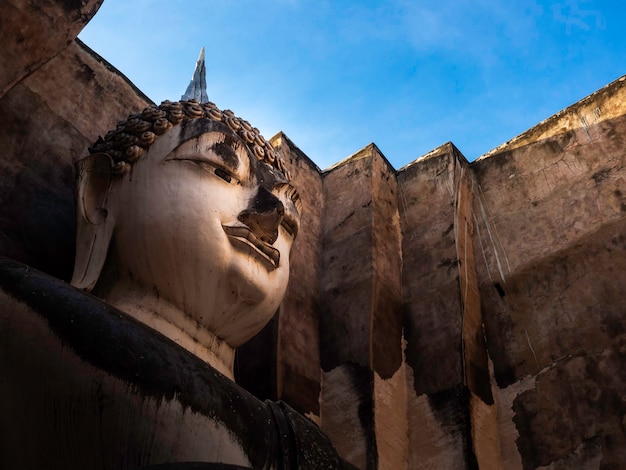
[0,36,359,465]
[0,98,356,468]
[71,99,302,379]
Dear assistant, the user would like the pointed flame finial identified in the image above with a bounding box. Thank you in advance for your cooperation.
[181,47,208,103]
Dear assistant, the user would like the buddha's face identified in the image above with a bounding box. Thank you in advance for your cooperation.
[105,119,300,347]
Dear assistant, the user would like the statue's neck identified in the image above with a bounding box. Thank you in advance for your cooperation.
[97,278,235,379]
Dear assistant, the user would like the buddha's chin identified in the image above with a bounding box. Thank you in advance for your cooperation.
[226,257,288,308]
[203,267,285,347]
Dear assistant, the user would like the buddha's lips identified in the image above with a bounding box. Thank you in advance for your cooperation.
[222,225,280,270]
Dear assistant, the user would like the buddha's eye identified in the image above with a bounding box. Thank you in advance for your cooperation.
[172,154,238,183]
[214,167,232,183]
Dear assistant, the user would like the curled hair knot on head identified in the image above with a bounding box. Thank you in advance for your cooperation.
[88,99,289,179]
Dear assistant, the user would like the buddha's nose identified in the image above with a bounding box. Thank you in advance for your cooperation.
[238,187,285,245]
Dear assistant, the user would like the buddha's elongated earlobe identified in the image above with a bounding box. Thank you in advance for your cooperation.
[71,153,116,291]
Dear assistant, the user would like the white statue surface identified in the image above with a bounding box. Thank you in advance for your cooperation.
[71,100,301,378]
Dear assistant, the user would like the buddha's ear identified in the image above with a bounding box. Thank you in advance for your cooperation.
[71,153,116,291]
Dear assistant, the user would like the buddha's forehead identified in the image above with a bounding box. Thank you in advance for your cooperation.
[179,119,246,171]
[179,117,232,145]
[147,118,288,189]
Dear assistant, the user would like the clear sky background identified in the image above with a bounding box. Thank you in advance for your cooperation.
[79,0,625,169]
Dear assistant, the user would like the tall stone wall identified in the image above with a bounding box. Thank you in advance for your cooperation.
[2,2,626,468]
[315,77,626,469]
[0,0,103,98]
[0,0,149,281]
[318,144,404,469]
[398,145,475,469]
[473,76,626,469]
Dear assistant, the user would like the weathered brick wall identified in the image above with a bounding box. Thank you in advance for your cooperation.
[0,1,111,281]
[318,145,404,469]
[0,0,103,98]
[317,77,626,468]
[473,77,626,469]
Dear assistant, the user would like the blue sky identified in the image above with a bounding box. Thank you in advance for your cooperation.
[79,0,625,169]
